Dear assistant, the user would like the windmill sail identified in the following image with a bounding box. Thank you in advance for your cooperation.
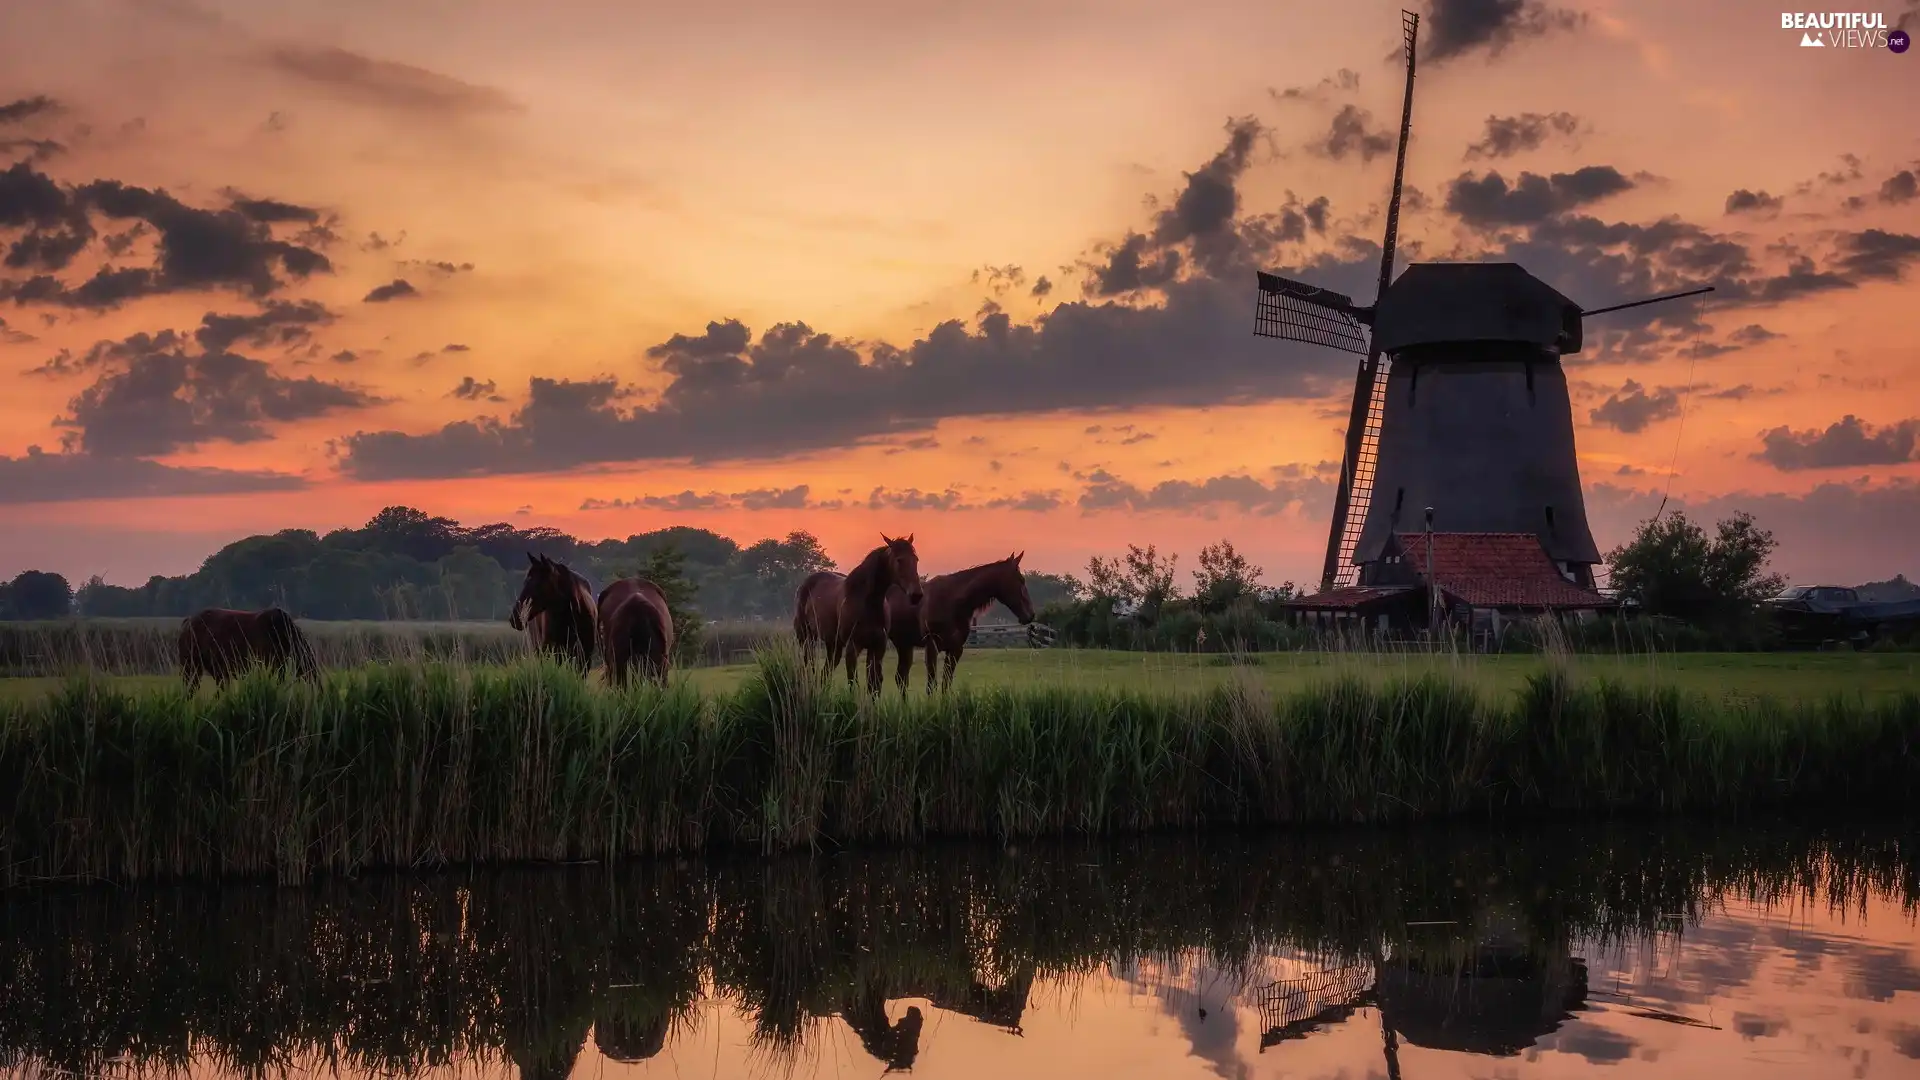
[1322,9,1419,592]
[1253,272,1370,354]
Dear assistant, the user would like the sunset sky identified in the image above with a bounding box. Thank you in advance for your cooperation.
[2,0,1917,589]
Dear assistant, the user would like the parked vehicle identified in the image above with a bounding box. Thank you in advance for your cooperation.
[1765,586,1920,647]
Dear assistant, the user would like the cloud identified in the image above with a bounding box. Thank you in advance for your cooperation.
[0,444,307,505]
[329,349,358,364]
[1724,189,1784,215]
[1269,69,1360,103]
[264,45,521,116]
[363,278,417,302]
[0,96,59,125]
[442,343,469,352]
[1310,105,1394,164]
[404,258,475,276]
[1881,170,1919,205]
[193,299,336,351]
[1586,479,1920,584]
[336,120,1378,482]
[1463,111,1582,159]
[0,163,332,306]
[1030,275,1053,299]
[1589,380,1682,433]
[1444,166,1636,226]
[36,328,380,457]
[449,375,504,402]
[0,315,33,344]
[972,264,1027,296]
[1754,415,1920,471]
[1831,230,1920,281]
[1076,468,1332,516]
[1421,0,1585,64]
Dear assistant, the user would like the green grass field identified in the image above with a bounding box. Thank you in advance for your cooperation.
[3,646,1913,706]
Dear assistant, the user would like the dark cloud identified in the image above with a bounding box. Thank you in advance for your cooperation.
[1724,189,1784,215]
[973,264,1026,296]
[0,137,65,163]
[1076,469,1331,516]
[1269,69,1360,103]
[1588,379,1682,433]
[41,329,380,457]
[0,314,34,344]
[1755,415,1920,471]
[1877,170,1917,205]
[1311,105,1393,164]
[0,163,332,306]
[404,258,475,276]
[867,486,965,511]
[264,45,521,115]
[1832,229,1920,281]
[0,96,59,125]
[194,299,336,351]
[449,376,504,402]
[1444,166,1636,226]
[734,485,813,511]
[329,349,358,364]
[1030,274,1053,299]
[0,444,307,505]
[362,230,404,252]
[1422,0,1585,64]
[1463,111,1582,160]
[581,484,814,513]
[984,490,1065,512]
[225,194,322,224]
[363,278,417,302]
[443,343,470,352]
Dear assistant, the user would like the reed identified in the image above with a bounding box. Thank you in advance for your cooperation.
[1,642,1914,886]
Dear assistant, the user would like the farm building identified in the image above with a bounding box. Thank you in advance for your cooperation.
[1278,531,1613,635]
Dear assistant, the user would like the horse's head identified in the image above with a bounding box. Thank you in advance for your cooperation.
[998,550,1036,624]
[511,552,563,630]
[879,532,924,605]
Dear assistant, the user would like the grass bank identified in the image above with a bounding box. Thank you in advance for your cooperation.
[1,645,1914,886]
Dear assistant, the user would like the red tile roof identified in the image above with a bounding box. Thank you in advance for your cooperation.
[1390,532,1612,609]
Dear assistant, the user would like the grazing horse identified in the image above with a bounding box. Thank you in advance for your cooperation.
[509,553,597,673]
[793,534,924,695]
[886,552,1036,694]
[598,577,675,687]
[178,606,319,693]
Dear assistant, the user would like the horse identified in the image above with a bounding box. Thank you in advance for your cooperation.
[885,552,1035,695]
[598,577,675,687]
[509,553,597,673]
[178,606,319,693]
[792,534,924,695]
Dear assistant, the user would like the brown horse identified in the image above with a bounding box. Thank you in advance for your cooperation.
[178,607,319,693]
[509,553,597,673]
[886,552,1036,694]
[792,534,924,695]
[598,577,675,687]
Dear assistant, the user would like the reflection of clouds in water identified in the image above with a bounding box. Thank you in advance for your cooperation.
[1110,952,1251,1080]
[1733,1011,1791,1039]
[1843,947,1920,1002]
[1544,1021,1641,1063]
[1891,1024,1920,1058]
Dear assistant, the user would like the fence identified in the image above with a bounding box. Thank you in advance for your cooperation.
[966,622,1057,649]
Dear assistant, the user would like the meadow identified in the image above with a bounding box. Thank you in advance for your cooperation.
[1,641,1914,887]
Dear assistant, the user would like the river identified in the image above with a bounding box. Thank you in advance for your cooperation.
[2,821,1916,1079]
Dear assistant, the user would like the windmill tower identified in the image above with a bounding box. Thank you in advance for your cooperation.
[1255,11,1711,594]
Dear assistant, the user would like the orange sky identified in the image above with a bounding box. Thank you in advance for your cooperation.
[2,0,1917,588]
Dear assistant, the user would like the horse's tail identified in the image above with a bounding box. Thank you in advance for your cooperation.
[178,614,203,690]
[267,608,319,683]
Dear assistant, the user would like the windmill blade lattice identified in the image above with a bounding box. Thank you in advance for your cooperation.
[1254,272,1371,355]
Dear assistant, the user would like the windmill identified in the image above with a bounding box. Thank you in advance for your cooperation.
[1256,10,1712,594]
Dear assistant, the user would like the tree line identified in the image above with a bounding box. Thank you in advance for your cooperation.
[0,506,1081,624]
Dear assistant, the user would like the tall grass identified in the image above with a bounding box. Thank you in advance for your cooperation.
[0,617,784,677]
[0,642,1914,886]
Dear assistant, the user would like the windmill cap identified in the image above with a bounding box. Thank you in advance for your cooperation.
[1372,262,1584,355]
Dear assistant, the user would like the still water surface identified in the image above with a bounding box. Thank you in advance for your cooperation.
[2,823,1918,1079]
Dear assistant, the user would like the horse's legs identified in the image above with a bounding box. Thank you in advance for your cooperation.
[923,643,938,695]
[894,643,913,696]
[865,645,885,697]
[941,644,964,692]
[843,640,861,688]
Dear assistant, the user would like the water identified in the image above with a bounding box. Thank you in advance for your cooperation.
[2,823,1917,1079]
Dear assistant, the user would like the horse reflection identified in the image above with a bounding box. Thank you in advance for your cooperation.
[840,983,924,1072]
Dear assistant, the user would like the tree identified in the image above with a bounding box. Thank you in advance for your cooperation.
[1086,544,1179,620]
[5,570,73,619]
[1191,539,1263,614]
[1604,510,1785,623]
[634,544,705,662]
